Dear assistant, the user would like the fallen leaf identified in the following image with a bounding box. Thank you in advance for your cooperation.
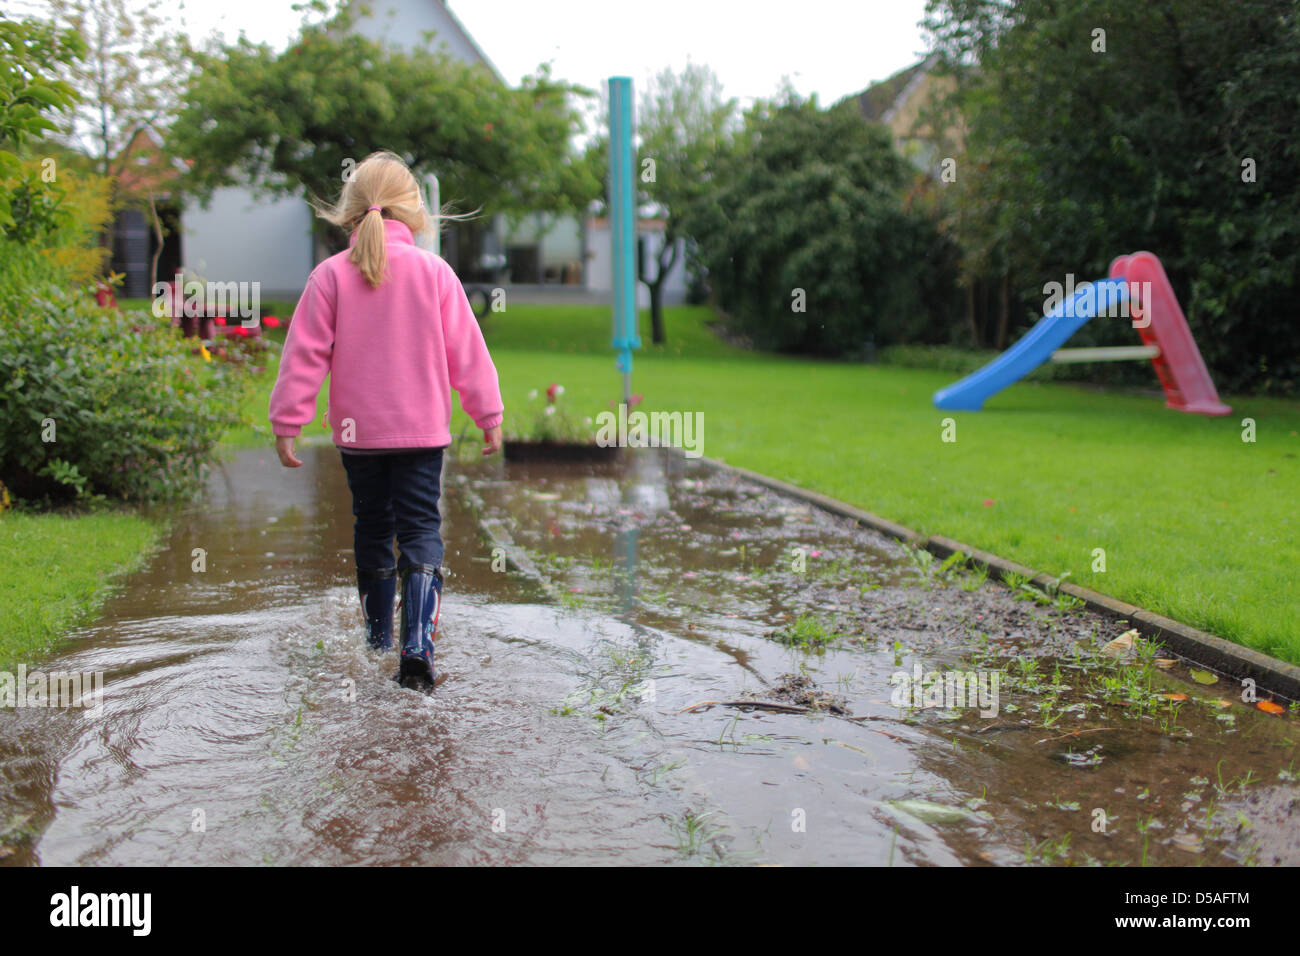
[1206,699,1233,710]
[1257,700,1285,716]
[1102,629,1139,658]
[1160,693,1188,702]
[1154,658,1177,669]
[826,738,876,761]
[887,799,983,825]
[1189,669,1218,685]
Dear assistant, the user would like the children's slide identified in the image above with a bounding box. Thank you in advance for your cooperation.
[932,279,1129,412]
[932,252,1231,415]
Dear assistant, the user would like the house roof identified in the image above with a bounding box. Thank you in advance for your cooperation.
[438,1,505,84]
[841,55,963,154]
[342,0,506,84]
[115,126,188,198]
[845,56,937,125]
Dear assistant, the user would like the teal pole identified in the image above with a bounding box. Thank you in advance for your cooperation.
[608,77,639,404]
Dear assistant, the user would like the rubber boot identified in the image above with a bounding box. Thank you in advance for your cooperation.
[396,563,441,687]
[357,567,397,651]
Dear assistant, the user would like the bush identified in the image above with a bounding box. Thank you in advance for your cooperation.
[0,283,251,504]
[681,94,959,356]
[0,153,114,309]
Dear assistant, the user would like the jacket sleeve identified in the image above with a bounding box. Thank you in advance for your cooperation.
[439,261,504,431]
[268,268,336,438]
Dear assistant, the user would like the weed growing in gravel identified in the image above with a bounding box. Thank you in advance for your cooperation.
[771,613,845,650]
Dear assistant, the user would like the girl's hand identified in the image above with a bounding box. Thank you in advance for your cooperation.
[276,435,303,468]
[482,424,502,457]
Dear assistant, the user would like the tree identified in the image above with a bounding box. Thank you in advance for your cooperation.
[0,13,85,235]
[40,0,185,185]
[635,63,737,344]
[924,0,1300,393]
[39,0,192,287]
[170,6,594,244]
[681,91,952,355]
[584,63,739,344]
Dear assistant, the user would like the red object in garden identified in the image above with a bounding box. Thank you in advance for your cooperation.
[215,324,261,339]
[546,382,562,403]
[1107,252,1231,416]
[94,283,116,308]
[263,315,281,328]
[214,316,226,326]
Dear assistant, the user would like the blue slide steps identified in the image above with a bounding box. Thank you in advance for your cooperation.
[933,279,1129,411]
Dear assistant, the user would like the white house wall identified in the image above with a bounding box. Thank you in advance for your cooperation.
[585,222,688,306]
[182,186,315,300]
[501,213,583,267]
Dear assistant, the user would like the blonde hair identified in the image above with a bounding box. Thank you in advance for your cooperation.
[312,150,477,289]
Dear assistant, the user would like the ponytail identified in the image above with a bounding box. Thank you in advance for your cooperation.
[351,205,388,289]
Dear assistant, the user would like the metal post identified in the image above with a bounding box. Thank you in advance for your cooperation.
[422,173,441,257]
[608,76,640,405]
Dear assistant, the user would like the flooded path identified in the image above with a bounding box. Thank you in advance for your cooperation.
[2,446,1297,865]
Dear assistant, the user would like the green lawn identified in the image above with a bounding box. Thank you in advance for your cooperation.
[233,302,1300,663]
[0,510,163,670]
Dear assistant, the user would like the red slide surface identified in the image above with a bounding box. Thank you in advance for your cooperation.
[1108,252,1231,416]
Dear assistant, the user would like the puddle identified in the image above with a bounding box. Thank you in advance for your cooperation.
[1,446,1296,866]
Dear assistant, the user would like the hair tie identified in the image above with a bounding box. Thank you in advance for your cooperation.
[368,205,381,213]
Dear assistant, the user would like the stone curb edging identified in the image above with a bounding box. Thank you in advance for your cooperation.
[694,454,1300,704]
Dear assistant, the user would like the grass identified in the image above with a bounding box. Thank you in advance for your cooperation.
[0,510,164,670]
[230,299,1299,664]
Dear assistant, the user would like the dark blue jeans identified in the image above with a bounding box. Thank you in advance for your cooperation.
[340,449,445,573]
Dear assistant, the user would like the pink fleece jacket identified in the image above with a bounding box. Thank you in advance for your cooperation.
[268,218,503,448]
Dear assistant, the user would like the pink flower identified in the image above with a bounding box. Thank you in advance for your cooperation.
[546,382,564,403]
[263,315,281,328]
[214,316,226,326]
[983,498,995,507]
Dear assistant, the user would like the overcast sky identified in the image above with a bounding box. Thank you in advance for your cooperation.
[146,0,935,113]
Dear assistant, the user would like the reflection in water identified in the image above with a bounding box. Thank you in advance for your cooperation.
[0,445,1296,866]
[614,526,638,618]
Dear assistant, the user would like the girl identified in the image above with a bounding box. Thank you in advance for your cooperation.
[269,150,504,688]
